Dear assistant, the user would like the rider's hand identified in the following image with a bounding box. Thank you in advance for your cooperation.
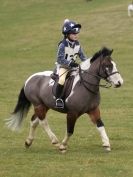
[69,61,79,67]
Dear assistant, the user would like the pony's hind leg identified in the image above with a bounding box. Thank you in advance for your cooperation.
[25,114,39,148]
[39,117,59,146]
[34,105,59,146]
[88,107,111,152]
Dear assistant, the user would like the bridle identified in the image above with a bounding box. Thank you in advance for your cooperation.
[78,57,119,94]
[79,68,110,95]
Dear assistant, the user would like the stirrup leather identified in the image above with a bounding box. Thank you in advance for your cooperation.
[56,98,64,108]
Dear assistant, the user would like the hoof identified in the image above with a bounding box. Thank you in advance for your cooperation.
[60,149,67,154]
[59,144,67,152]
[103,146,111,152]
[52,139,59,145]
[25,141,32,148]
[52,142,60,147]
[25,139,33,148]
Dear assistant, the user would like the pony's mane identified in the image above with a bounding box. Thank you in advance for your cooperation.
[90,47,113,63]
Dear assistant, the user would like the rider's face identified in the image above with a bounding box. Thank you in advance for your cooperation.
[68,33,79,41]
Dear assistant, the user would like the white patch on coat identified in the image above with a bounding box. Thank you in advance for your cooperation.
[65,74,80,102]
[49,79,55,86]
[65,58,91,102]
[97,126,110,147]
[80,58,91,70]
[24,71,53,88]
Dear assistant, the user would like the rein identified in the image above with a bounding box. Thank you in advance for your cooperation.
[78,65,113,94]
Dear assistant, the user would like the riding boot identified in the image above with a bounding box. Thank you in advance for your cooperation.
[55,84,64,108]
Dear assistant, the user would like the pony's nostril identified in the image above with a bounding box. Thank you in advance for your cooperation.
[115,81,121,88]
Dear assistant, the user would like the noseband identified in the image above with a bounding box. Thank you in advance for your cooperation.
[79,68,111,95]
[106,71,119,78]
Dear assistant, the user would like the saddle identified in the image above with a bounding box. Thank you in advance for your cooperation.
[51,72,76,100]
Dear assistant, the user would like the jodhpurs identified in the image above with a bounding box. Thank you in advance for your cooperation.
[58,68,69,85]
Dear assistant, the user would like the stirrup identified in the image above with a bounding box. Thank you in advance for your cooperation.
[56,98,64,108]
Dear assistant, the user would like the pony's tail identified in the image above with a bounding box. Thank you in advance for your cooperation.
[6,87,31,131]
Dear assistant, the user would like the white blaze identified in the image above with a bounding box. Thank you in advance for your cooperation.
[108,61,123,86]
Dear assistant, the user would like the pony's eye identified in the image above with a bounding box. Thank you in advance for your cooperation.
[106,63,113,70]
[106,64,111,68]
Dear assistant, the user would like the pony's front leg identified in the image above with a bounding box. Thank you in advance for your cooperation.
[88,107,111,152]
[59,113,78,153]
[59,131,71,153]
[25,114,39,148]
[96,119,111,151]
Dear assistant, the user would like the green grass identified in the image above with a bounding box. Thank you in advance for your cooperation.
[0,0,133,177]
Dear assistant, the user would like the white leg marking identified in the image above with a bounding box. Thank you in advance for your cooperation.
[62,131,70,145]
[97,126,111,151]
[59,131,70,152]
[39,118,59,144]
[25,118,39,146]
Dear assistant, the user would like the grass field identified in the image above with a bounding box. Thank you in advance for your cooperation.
[0,0,133,177]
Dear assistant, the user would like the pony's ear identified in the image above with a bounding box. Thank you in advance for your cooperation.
[108,49,113,56]
[110,49,113,55]
[101,47,113,57]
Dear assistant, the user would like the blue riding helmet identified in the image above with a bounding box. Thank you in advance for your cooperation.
[62,20,81,35]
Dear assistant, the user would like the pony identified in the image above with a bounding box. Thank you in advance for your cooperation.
[6,47,123,153]
[128,3,133,16]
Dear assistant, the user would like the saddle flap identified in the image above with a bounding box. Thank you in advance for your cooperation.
[52,76,75,100]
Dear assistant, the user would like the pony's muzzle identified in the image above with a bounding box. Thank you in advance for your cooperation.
[114,79,123,88]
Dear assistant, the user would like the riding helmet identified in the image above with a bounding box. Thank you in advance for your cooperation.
[62,19,81,35]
